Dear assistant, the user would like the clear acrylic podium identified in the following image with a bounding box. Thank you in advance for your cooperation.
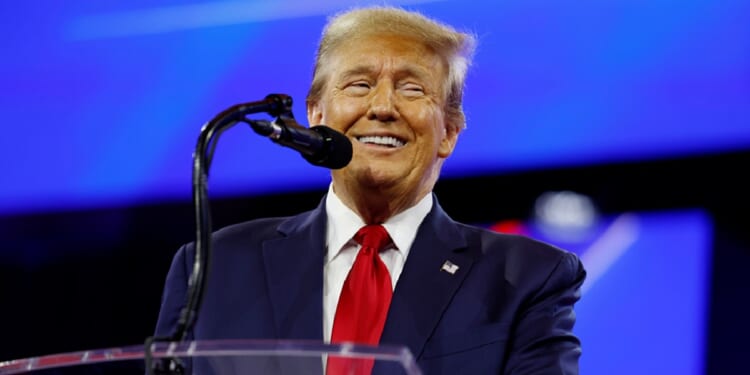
[0,340,422,375]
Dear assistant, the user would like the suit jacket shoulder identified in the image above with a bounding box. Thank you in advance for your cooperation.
[459,222,583,296]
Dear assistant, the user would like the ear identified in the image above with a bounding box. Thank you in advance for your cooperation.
[437,124,459,158]
[307,100,323,126]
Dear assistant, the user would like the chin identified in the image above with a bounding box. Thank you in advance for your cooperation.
[355,167,405,190]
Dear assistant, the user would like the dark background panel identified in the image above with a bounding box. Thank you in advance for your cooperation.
[1,150,748,373]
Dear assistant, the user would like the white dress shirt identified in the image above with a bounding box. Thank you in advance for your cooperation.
[323,184,433,343]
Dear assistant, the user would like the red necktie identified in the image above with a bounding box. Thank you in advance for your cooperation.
[327,224,393,375]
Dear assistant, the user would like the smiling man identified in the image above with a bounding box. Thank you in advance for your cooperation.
[307,30,457,225]
[155,6,586,375]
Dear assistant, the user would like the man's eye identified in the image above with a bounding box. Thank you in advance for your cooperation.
[343,82,370,95]
[401,83,425,96]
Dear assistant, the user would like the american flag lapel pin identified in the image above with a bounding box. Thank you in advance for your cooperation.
[441,260,459,275]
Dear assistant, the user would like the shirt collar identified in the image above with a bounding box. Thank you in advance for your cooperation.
[325,183,433,262]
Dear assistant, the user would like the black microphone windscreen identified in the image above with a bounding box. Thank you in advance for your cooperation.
[303,126,352,169]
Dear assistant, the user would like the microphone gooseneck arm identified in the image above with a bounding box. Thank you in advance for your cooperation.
[177,94,293,342]
[144,93,293,375]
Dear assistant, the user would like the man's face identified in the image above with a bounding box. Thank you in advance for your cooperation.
[307,34,459,201]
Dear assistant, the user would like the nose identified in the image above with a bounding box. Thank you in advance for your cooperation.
[366,83,399,122]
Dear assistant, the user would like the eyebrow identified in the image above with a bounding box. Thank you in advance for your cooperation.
[337,65,376,81]
[337,64,432,83]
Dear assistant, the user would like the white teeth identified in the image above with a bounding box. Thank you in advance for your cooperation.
[357,135,405,147]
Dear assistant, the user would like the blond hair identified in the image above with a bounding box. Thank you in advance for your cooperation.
[306,6,476,132]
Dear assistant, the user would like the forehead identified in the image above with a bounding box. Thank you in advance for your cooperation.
[323,34,447,82]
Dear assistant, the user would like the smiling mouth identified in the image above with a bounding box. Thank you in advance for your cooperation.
[356,135,406,148]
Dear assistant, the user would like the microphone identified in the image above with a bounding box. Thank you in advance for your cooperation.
[248,115,352,169]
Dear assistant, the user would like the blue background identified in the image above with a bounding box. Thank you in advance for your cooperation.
[1,0,748,214]
[542,210,711,374]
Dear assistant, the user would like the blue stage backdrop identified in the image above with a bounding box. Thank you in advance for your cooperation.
[1,0,748,214]
[487,208,712,375]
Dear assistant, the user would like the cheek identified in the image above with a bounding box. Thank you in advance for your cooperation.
[414,107,447,140]
[322,97,366,132]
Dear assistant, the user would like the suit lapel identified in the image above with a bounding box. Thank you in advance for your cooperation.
[259,195,476,361]
[262,200,327,341]
[380,197,476,359]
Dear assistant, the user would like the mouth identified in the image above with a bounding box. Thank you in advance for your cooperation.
[355,135,407,148]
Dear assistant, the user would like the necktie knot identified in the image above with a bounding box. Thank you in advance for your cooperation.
[354,224,391,253]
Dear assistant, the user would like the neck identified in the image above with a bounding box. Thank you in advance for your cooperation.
[332,182,431,224]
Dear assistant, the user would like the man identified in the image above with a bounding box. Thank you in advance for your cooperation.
[155,6,586,374]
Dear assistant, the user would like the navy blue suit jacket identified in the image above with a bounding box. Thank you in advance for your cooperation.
[155,196,586,374]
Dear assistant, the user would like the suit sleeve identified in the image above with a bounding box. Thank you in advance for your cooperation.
[505,251,586,375]
[153,244,192,339]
